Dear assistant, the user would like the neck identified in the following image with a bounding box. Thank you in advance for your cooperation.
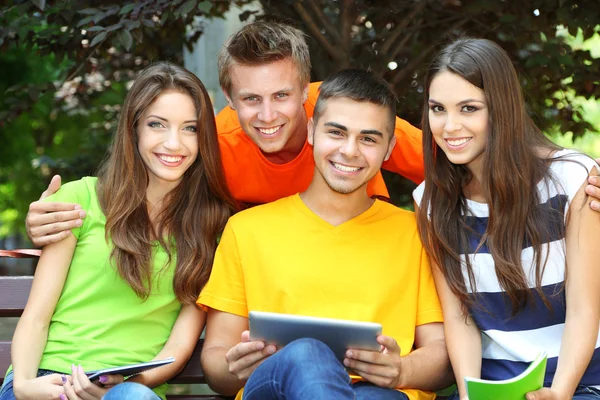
[263,112,308,164]
[300,172,374,226]
[464,160,486,203]
[146,179,177,218]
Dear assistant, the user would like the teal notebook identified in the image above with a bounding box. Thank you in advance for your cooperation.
[465,351,547,400]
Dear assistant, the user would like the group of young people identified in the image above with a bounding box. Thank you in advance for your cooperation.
[1,20,599,400]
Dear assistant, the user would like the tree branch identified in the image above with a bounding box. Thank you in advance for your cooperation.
[339,0,356,52]
[292,1,347,64]
[380,0,427,55]
[304,0,344,47]
[392,18,468,86]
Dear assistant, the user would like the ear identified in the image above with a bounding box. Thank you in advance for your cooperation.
[302,84,309,104]
[384,135,396,162]
[222,87,235,110]
[307,118,315,146]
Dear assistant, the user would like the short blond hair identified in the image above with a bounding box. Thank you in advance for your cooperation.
[218,21,311,95]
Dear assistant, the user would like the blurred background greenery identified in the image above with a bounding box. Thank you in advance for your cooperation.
[0,0,599,243]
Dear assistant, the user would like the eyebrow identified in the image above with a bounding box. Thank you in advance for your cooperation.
[237,88,294,97]
[324,122,384,137]
[147,115,197,124]
[428,98,485,106]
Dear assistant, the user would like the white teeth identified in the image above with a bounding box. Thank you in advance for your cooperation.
[447,138,471,146]
[258,126,281,135]
[158,155,182,163]
[332,162,360,172]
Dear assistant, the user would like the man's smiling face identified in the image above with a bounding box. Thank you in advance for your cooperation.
[308,97,396,195]
[225,58,309,160]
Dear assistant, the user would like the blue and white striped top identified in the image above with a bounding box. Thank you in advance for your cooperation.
[413,149,600,387]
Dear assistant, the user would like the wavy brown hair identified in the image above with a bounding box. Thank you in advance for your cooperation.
[96,62,237,304]
[417,38,563,315]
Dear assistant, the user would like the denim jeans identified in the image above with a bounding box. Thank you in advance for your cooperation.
[445,386,600,400]
[0,369,60,400]
[103,381,161,399]
[242,338,409,400]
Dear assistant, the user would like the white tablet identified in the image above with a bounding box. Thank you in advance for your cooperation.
[249,311,382,361]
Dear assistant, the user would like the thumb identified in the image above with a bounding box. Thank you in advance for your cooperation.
[241,330,251,343]
[378,335,401,354]
[40,175,62,200]
[99,374,124,386]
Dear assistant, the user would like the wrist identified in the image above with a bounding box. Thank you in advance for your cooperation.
[394,355,409,389]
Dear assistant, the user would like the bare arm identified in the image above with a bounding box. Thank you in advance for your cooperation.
[543,166,600,399]
[431,258,481,399]
[400,322,454,391]
[200,308,275,396]
[26,175,86,247]
[12,234,77,398]
[128,304,206,388]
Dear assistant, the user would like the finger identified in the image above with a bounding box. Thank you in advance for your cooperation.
[98,374,124,386]
[40,175,62,200]
[71,365,97,400]
[526,388,552,400]
[28,208,86,229]
[30,229,73,247]
[230,352,272,380]
[227,344,276,378]
[377,335,401,354]
[28,201,82,214]
[343,357,394,379]
[226,340,267,362]
[345,348,383,365]
[596,158,600,165]
[29,216,83,238]
[347,368,396,388]
[63,374,83,400]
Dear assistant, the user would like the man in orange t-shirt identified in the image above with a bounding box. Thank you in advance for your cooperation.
[215,21,424,207]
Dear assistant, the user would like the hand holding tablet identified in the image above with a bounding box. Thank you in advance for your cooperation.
[248,311,382,361]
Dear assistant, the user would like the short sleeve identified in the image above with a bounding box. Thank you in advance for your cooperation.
[196,218,248,317]
[43,177,94,239]
[416,245,443,326]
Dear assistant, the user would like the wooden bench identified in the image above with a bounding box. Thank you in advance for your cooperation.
[0,250,230,399]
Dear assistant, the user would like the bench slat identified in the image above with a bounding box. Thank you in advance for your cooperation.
[0,276,33,317]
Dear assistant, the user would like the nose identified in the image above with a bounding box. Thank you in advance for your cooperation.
[444,113,462,133]
[339,138,359,158]
[163,128,182,150]
[257,100,277,124]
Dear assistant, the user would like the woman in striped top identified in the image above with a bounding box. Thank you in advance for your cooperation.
[413,38,600,400]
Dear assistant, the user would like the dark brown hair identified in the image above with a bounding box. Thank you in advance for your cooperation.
[313,68,397,136]
[417,38,562,315]
[97,62,237,304]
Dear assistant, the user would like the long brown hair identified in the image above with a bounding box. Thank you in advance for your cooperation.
[97,62,237,304]
[417,38,562,315]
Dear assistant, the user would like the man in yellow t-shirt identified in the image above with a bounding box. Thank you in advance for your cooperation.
[197,69,452,400]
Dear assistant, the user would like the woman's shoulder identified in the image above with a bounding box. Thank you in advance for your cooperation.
[545,149,598,198]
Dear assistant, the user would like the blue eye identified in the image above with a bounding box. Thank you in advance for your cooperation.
[184,125,197,133]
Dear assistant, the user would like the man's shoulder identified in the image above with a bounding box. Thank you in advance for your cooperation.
[229,195,297,227]
[376,200,416,222]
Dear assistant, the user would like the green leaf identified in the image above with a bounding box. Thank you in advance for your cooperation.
[197,0,212,13]
[118,29,133,52]
[77,15,95,27]
[119,3,136,15]
[86,26,105,32]
[176,0,197,16]
[90,31,107,47]
[78,8,101,15]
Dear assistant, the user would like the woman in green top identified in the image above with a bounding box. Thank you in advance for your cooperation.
[0,62,236,400]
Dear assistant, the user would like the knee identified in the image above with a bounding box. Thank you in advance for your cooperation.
[102,382,158,400]
[278,338,337,365]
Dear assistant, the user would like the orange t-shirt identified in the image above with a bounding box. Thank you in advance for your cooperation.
[216,82,424,206]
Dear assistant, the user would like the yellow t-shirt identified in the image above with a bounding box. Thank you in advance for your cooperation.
[197,194,442,400]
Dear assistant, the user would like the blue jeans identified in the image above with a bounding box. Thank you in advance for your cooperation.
[0,369,59,400]
[445,386,600,400]
[103,382,161,399]
[242,338,409,400]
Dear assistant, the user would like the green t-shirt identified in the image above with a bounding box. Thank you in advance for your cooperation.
[26,177,180,399]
